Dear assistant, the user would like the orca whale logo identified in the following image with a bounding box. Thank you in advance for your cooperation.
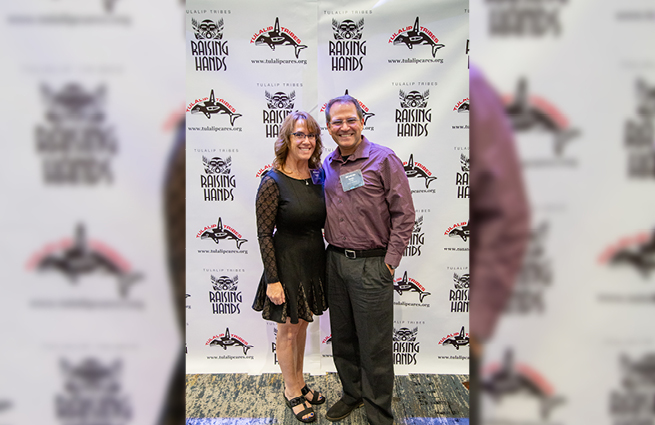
[200,217,248,249]
[190,89,242,126]
[34,223,142,298]
[448,223,469,242]
[609,229,655,278]
[505,78,579,156]
[209,328,253,355]
[394,271,431,303]
[442,326,469,350]
[404,154,437,188]
[483,349,565,419]
[392,17,445,58]
[254,17,307,59]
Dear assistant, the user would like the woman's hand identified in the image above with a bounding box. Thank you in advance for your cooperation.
[267,282,285,305]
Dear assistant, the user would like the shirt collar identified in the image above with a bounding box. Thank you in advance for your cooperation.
[329,135,371,164]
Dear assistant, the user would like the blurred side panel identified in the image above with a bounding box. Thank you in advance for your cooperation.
[0,0,185,424]
[472,0,655,424]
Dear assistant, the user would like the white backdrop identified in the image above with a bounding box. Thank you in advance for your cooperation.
[185,0,470,375]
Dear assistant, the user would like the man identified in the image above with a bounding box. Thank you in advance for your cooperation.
[322,95,415,424]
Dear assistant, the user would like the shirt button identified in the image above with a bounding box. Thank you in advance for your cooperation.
[337,199,342,204]
[339,218,344,222]
[342,237,346,241]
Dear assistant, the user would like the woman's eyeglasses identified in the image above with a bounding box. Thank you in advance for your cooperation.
[291,132,318,140]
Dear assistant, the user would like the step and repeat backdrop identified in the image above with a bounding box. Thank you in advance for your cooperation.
[472,1,655,424]
[185,0,470,375]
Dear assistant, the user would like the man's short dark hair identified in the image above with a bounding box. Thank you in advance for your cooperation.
[325,95,364,124]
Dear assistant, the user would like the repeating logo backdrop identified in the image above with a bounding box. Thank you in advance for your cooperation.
[186,0,469,375]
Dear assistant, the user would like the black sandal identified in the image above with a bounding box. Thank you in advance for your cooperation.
[301,384,326,405]
[284,393,316,423]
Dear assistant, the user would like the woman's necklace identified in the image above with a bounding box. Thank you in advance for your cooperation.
[282,166,310,184]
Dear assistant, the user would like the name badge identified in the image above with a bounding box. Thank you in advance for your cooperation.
[340,169,364,192]
[310,169,323,185]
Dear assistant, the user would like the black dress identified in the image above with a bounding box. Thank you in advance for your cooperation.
[252,168,327,324]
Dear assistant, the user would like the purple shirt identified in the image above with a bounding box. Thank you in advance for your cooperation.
[323,136,415,268]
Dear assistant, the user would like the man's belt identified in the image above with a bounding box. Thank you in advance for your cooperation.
[327,244,386,259]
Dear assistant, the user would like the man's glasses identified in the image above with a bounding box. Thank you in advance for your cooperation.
[291,132,318,140]
[329,117,360,128]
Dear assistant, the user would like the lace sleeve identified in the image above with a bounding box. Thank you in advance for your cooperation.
[255,174,280,283]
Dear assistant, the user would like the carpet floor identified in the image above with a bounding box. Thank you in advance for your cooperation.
[186,373,469,424]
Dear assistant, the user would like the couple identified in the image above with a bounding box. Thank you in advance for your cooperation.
[253,95,415,424]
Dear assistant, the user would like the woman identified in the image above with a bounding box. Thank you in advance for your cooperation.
[253,111,328,423]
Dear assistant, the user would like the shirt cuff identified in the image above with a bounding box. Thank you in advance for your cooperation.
[384,252,402,269]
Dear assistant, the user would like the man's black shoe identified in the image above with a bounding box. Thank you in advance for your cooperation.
[325,398,364,422]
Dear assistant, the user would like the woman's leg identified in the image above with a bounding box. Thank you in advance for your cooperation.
[294,319,309,388]
[293,319,323,403]
[277,319,313,420]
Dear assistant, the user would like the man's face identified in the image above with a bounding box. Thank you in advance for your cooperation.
[327,102,364,156]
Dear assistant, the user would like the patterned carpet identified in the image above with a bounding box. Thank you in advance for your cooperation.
[186,373,469,424]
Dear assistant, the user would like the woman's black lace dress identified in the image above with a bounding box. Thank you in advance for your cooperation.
[252,168,327,324]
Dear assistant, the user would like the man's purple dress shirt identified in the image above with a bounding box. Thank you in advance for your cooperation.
[323,136,415,269]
